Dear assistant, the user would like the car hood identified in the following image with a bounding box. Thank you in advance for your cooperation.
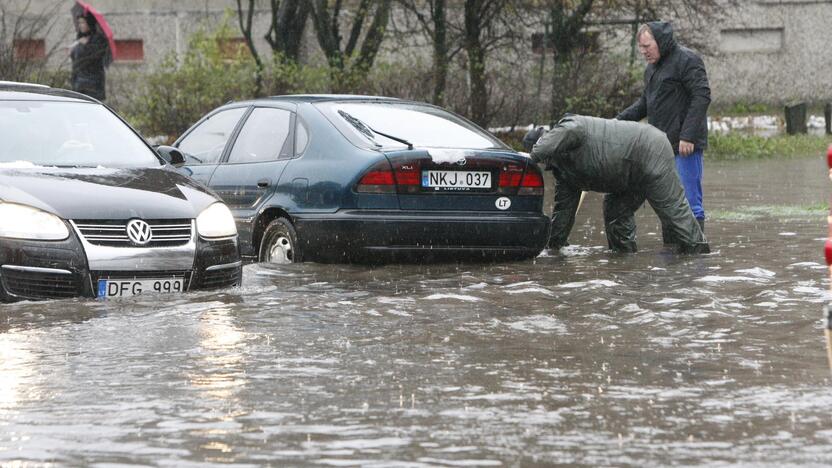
[0,166,220,220]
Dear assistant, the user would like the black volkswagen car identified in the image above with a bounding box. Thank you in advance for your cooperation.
[165,95,549,263]
[0,83,242,302]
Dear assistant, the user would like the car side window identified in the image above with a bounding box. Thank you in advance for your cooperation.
[227,107,293,164]
[177,107,247,165]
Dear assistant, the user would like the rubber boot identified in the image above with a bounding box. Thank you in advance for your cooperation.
[661,223,677,247]
[677,242,710,254]
[678,219,709,254]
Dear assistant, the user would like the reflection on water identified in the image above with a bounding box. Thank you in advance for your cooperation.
[189,306,247,401]
[0,156,830,465]
[0,334,33,409]
[188,306,249,463]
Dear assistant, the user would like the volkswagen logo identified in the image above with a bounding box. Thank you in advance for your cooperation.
[456,158,467,166]
[126,219,153,246]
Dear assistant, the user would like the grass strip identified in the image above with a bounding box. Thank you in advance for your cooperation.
[707,133,832,160]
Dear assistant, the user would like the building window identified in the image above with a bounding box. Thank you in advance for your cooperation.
[114,39,144,61]
[720,28,784,53]
[13,39,45,61]
[217,37,249,60]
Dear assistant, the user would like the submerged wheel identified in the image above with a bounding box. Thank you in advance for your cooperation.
[259,217,302,264]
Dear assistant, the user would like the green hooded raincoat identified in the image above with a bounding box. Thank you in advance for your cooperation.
[531,115,709,253]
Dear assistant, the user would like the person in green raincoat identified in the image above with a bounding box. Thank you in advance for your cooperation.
[530,114,709,254]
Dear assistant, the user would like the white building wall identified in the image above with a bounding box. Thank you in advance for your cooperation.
[706,0,832,105]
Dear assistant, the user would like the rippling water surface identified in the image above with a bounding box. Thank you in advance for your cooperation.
[1,157,830,466]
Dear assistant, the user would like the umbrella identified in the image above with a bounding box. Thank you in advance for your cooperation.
[70,0,116,65]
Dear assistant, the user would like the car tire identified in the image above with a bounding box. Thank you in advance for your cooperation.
[259,217,302,264]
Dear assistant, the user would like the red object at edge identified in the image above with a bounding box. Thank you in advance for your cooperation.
[825,239,832,266]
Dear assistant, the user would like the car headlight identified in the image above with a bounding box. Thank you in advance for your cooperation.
[196,203,237,238]
[0,202,69,240]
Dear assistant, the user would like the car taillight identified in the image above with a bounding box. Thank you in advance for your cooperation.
[394,161,421,194]
[498,163,524,194]
[356,160,396,193]
[518,166,544,196]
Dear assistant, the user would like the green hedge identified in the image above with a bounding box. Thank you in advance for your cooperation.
[122,23,259,138]
[707,132,832,160]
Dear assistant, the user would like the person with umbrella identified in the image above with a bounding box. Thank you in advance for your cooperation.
[70,2,114,100]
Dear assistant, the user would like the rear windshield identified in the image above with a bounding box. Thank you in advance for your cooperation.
[0,101,160,168]
[315,101,507,150]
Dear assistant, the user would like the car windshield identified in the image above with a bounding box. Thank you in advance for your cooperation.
[318,101,507,150]
[0,100,160,168]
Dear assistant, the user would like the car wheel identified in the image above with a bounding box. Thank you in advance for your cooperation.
[259,217,302,264]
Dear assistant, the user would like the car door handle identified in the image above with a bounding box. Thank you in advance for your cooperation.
[257,178,271,188]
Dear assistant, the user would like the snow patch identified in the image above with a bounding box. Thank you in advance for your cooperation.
[505,287,555,296]
[558,279,619,289]
[505,315,567,333]
[427,149,472,165]
[695,275,767,284]
[377,297,415,305]
[652,298,686,305]
[735,267,776,278]
[424,293,481,302]
[789,261,823,268]
[0,161,38,168]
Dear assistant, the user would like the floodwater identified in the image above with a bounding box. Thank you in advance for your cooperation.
[1,156,830,466]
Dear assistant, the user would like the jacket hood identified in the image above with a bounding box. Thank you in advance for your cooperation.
[0,166,220,220]
[647,21,677,60]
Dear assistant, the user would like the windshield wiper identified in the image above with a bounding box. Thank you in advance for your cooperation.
[338,110,413,150]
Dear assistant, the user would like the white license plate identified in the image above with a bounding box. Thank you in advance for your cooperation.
[422,170,491,190]
[97,278,185,298]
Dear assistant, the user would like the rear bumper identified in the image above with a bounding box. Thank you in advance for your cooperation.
[293,210,549,262]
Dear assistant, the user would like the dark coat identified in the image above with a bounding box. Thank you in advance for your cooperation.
[531,115,707,252]
[531,115,672,193]
[616,21,711,153]
[70,32,108,100]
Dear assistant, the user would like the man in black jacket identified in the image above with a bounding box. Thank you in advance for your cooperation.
[531,115,709,254]
[617,21,710,239]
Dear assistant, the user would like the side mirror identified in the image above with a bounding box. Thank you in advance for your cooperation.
[156,145,186,166]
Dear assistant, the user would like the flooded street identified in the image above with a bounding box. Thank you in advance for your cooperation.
[1,156,830,466]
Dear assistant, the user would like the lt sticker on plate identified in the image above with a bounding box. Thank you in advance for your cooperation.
[496,197,511,210]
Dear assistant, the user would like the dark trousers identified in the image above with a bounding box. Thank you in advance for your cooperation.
[603,165,709,254]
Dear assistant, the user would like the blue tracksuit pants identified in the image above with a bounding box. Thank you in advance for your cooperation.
[675,149,705,220]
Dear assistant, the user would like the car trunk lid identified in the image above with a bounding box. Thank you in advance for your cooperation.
[376,148,543,211]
